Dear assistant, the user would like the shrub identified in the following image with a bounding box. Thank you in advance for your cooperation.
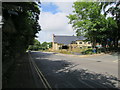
[81,49,93,55]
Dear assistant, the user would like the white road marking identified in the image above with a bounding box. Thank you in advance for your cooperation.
[28,53,52,89]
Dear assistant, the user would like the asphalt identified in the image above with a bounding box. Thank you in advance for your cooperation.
[2,51,120,89]
[30,51,120,88]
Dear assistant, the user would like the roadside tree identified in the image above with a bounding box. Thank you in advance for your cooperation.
[67,1,120,50]
[2,2,41,61]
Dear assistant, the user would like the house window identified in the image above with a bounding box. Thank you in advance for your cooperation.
[80,47,82,49]
[88,42,91,44]
[88,46,91,48]
[84,42,86,44]
[62,45,69,49]
[79,42,82,44]
[71,41,76,44]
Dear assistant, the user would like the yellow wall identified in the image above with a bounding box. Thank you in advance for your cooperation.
[76,40,92,48]
[52,42,58,50]
[52,42,62,50]
[52,40,92,51]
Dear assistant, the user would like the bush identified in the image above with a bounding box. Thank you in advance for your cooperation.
[28,45,39,51]
[81,49,93,55]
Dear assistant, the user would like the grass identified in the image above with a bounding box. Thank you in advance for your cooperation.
[71,48,89,53]
[42,48,94,55]
[81,49,94,55]
[57,50,72,54]
[46,49,72,54]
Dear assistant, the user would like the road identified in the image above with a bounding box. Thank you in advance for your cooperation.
[29,51,120,88]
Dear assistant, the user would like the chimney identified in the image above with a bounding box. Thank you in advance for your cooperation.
[52,34,55,42]
[52,34,55,50]
[53,34,55,37]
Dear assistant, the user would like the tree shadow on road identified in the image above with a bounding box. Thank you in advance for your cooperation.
[32,52,120,89]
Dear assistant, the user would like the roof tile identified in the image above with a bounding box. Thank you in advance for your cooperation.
[53,35,86,45]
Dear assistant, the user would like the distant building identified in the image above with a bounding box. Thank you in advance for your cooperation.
[52,34,92,50]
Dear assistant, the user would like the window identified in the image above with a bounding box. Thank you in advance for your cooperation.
[88,46,91,48]
[88,42,91,44]
[62,45,69,49]
[84,42,86,44]
[71,41,76,44]
[79,42,82,44]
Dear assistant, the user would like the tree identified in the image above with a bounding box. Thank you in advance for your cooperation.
[34,39,41,46]
[28,39,41,50]
[67,1,120,50]
[47,42,52,48]
[28,40,52,51]
[2,2,41,61]
[103,1,120,49]
[41,42,48,50]
[67,2,105,47]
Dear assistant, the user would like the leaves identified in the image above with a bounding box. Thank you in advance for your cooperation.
[67,1,120,48]
[2,2,41,61]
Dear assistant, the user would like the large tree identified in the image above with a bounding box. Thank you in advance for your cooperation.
[67,1,120,49]
[104,1,120,48]
[67,2,105,47]
[2,2,41,61]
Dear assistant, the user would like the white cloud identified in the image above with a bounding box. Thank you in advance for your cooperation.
[41,0,77,3]
[36,2,75,43]
[53,2,74,14]
[39,12,72,32]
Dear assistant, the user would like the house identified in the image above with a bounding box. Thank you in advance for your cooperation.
[52,34,92,51]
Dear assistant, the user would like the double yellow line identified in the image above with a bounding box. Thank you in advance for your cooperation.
[28,52,52,89]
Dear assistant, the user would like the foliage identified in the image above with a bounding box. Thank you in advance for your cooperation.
[51,50,71,55]
[67,2,105,47]
[28,39,41,50]
[2,2,41,61]
[104,1,120,48]
[40,42,52,50]
[67,1,120,50]
[81,49,93,55]
[28,39,52,51]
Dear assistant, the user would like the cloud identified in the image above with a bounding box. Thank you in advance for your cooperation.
[36,2,75,43]
[53,2,74,14]
[41,0,77,3]
[39,12,71,32]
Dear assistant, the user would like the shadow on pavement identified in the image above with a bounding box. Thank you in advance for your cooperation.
[31,52,120,89]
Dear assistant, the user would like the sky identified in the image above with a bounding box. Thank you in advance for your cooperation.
[35,1,114,43]
[36,1,76,43]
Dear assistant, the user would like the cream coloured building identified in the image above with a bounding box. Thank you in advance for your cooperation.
[52,34,92,51]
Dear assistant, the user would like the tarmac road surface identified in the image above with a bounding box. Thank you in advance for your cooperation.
[29,51,120,88]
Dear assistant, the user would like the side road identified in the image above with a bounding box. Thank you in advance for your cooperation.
[46,51,119,58]
[2,52,43,88]
[55,52,105,57]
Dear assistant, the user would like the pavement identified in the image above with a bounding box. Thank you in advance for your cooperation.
[2,53,44,88]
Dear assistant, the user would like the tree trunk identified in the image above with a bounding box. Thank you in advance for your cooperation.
[115,37,118,51]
